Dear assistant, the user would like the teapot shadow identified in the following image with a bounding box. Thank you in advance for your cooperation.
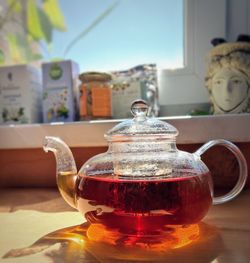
[3,222,223,263]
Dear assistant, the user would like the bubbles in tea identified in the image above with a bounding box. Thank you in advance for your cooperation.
[76,173,212,235]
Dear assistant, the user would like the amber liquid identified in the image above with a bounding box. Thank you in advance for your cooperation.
[76,173,212,235]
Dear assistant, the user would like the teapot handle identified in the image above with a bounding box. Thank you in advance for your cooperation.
[195,139,248,205]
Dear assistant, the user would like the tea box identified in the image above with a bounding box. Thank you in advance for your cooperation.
[0,64,42,124]
[111,64,159,119]
[112,80,146,118]
[42,60,79,123]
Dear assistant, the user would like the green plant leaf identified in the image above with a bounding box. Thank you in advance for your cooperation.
[7,34,24,63]
[37,7,53,43]
[7,0,22,13]
[16,34,36,61]
[15,34,30,60]
[43,0,66,31]
[63,1,119,57]
[9,34,43,62]
[27,0,44,41]
[51,57,64,61]
[32,53,43,60]
[0,49,5,64]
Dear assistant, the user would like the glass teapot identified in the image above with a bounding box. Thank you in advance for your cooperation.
[43,100,247,236]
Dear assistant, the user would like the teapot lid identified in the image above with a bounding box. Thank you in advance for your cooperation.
[105,100,178,141]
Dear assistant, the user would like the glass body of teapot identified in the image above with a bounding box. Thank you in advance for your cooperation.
[43,100,247,236]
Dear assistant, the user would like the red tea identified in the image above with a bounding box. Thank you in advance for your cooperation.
[76,173,212,235]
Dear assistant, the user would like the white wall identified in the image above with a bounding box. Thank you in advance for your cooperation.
[227,0,250,41]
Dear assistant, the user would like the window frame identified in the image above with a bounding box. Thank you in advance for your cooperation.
[158,0,227,106]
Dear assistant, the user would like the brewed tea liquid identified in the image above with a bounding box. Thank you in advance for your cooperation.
[76,173,212,235]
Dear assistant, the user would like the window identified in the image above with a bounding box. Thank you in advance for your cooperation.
[44,0,184,71]
[0,0,184,71]
[0,0,227,112]
[159,0,227,109]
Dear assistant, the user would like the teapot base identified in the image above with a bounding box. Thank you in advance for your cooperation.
[86,223,200,249]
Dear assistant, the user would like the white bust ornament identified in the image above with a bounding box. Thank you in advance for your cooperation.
[205,35,250,114]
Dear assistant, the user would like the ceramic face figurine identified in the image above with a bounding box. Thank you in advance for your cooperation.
[205,39,250,114]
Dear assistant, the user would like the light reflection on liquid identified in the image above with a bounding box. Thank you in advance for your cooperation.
[86,223,200,251]
[4,222,222,262]
[41,222,222,262]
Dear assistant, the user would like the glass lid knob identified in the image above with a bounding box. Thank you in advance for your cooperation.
[131,99,149,119]
[105,99,179,141]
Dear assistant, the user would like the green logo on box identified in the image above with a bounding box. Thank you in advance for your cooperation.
[49,63,63,80]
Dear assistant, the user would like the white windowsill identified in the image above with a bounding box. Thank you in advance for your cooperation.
[0,114,249,149]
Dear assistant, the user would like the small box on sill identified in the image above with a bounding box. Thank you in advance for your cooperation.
[0,64,42,124]
[42,60,80,123]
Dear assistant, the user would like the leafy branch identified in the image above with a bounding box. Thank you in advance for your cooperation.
[0,0,119,65]
[0,0,66,64]
[0,0,21,30]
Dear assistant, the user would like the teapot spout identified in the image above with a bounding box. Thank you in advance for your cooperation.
[43,136,77,209]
